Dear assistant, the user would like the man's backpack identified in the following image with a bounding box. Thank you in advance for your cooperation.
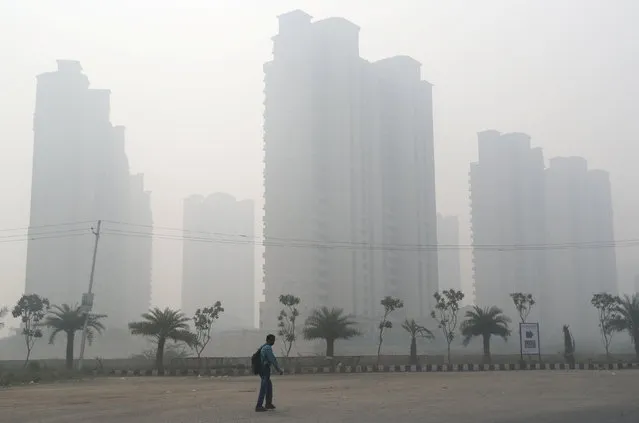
[251,346,263,375]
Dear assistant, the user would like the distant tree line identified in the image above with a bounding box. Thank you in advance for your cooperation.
[2,287,638,371]
[273,289,639,364]
[1,293,226,372]
[278,289,516,364]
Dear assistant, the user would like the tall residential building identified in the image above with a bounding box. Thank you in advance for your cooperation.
[469,130,546,316]
[544,157,617,337]
[25,60,152,328]
[437,214,462,293]
[182,193,255,330]
[261,10,438,328]
[125,174,153,317]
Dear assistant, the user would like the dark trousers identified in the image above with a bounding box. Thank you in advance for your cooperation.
[256,366,273,407]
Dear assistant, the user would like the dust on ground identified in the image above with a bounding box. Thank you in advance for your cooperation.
[1,371,637,423]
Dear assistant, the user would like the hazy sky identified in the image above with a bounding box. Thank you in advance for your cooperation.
[1,0,638,327]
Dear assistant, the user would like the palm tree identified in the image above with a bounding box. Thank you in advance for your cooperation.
[43,304,106,370]
[613,294,639,359]
[460,305,511,363]
[303,307,360,357]
[401,319,434,364]
[128,307,197,373]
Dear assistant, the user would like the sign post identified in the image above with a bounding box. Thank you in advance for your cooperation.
[519,322,541,362]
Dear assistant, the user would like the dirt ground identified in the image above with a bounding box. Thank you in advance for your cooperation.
[1,371,638,423]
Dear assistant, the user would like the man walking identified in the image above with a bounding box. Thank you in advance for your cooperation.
[256,334,283,412]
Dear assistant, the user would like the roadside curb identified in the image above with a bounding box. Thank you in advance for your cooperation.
[99,362,639,377]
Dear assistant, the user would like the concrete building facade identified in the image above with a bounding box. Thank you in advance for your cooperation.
[544,156,617,338]
[26,60,152,328]
[182,193,255,330]
[261,10,438,329]
[469,131,546,318]
[437,214,462,293]
[470,132,618,337]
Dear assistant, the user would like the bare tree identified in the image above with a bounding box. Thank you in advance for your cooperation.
[192,301,224,363]
[277,294,301,357]
[431,289,465,364]
[377,296,404,364]
[12,294,50,366]
[591,293,621,358]
[510,293,536,323]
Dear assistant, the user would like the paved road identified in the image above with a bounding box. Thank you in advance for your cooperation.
[1,371,637,422]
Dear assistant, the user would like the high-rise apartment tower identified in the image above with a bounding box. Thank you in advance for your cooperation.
[26,60,152,328]
[261,11,438,328]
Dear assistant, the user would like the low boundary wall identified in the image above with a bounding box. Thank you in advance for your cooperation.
[102,361,639,377]
[2,354,637,372]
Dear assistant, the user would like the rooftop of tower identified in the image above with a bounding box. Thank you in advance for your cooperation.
[277,9,360,31]
[477,129,501,137]
[477,130,532,143]
[314,16,360,30]
[271,12,430,83]
[374,55,422,67]
[372,55,426,83]
[277,9,312,20]
[56,59,83,73]
[36,59,91,91]
[548,156,588,171]
[185,192,253,206]
[548,156,609,177]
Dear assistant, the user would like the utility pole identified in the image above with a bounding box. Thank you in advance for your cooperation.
[77,220,101,371]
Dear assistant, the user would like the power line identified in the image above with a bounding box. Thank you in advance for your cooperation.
[1,219,637,252]
[0,232,89,244]
[101,220,639,251]
[0,228,90,241]
[100,227,639,252]
[102,219,360,245]
[0,220,94,233]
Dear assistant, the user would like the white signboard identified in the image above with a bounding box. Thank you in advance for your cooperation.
[81,293,94,308]
[519,323,540,355]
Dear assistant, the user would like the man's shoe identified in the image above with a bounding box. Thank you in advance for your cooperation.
[265,404,276,410]
[255,406,267,412]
